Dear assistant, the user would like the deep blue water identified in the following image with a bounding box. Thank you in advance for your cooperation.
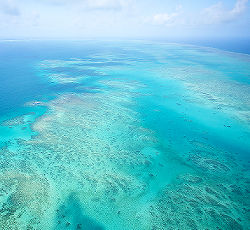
[193,38,250,54]
[157,37,250,55]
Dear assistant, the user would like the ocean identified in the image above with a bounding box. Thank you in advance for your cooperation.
[0,40,249,229]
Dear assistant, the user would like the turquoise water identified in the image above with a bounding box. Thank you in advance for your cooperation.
[0,40,249,229]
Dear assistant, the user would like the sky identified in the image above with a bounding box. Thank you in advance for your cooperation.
[0,0,249,39]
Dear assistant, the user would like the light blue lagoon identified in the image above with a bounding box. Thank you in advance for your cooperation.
[0,40,249,229]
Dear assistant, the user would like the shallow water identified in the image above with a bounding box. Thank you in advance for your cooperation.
[0,40,249,230]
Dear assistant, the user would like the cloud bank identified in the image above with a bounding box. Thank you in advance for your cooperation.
[0,0,249,39]
[203,0,248,24]
[150,0,249,27]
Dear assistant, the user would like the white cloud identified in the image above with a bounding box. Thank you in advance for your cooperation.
[0,0,20,16]
[152,13,179,26]
[232,0,248,14]
[150,5,182,26]
[148,0,248,28]
[203,0,248,24]
[84,0,122,10]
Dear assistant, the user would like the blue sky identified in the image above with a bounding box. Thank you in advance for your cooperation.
[0,0,249,39]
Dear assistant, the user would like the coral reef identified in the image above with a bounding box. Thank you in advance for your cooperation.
[0,44,249,229]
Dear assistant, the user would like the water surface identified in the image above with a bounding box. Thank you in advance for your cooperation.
[0,40,249,229]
